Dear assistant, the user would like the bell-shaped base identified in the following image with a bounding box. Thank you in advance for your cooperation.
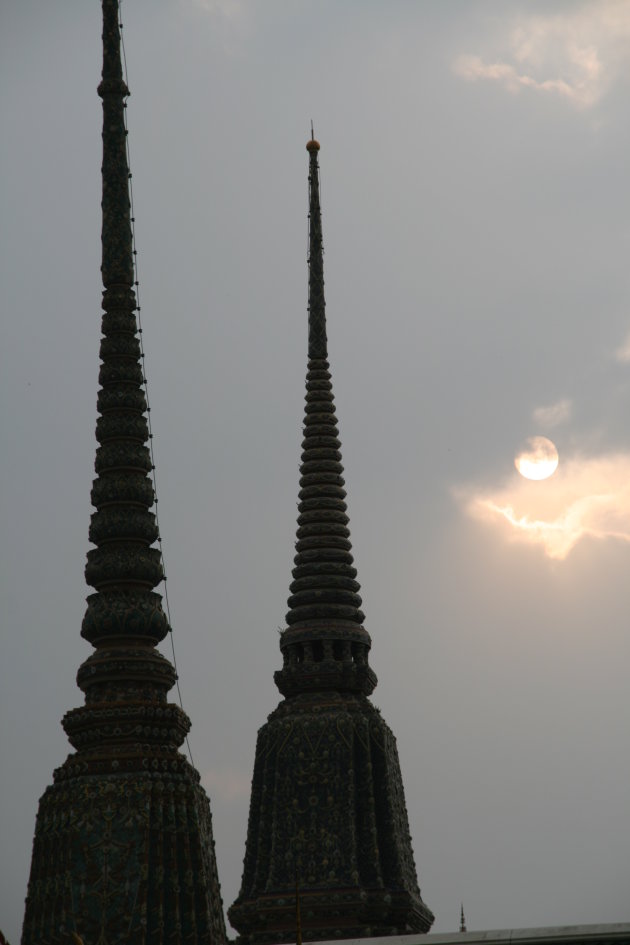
[229,692,433,944]
[22,762,226,945]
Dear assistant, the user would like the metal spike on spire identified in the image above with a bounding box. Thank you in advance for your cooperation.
[460,903,468,933]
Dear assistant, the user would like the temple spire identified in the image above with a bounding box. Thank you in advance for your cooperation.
[21,3,226,942]
[277,137,373,698]
[306,135,327,359]
[229,138,434,944]
[99,0,133,288]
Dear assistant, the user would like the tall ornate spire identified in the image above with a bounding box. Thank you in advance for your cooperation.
[278,135,372,697]
[21,3,226,943]
[229,137,434,944]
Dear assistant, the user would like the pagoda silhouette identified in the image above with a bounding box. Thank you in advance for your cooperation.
[20,6,629,945]
[227,137,434,944]
[20,3,226,943]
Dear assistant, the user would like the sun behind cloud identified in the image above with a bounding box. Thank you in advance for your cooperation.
[515,435,559,481]
[461,452,630,560]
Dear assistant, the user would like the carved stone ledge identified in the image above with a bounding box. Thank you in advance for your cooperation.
[286,602,365,626]
[91,472,154,507]
[62,701,190,749]
[274,663,376,697]
[100,332,142,359]
[89,506,158,544]
[101,309,137,333]
[81,589,168,643]
[96,411,148,443]
[98,359,144,386]
[97,387,147,414]
[95,440,152,473]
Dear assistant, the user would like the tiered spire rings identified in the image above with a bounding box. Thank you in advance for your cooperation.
[276,136,376,699]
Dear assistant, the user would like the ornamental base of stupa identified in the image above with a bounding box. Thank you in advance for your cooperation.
[229,691,434,944]
[22,759,226,945]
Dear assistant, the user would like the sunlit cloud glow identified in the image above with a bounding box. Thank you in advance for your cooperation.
[202,767,250,801]
[454,1,630,109]
[614,331,630,363]
[462,452,630,559]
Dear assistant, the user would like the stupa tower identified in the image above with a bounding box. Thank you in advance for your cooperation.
[21,3,226,943]
[228,138,434,943]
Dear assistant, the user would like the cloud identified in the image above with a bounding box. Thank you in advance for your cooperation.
[454,54,591,105]
[190,0,243,17]
[614,331,630,363]
[454,1,630,109]
[460,452,630,560]
[202,766,251,801]
[532,399,572,428]
[186,0,249,55]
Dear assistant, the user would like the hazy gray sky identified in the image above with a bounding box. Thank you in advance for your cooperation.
[2,2,630,941]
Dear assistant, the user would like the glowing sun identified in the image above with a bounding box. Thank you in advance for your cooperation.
[515,435,559,481]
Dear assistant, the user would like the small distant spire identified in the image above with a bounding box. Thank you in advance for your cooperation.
[460,903,467,933]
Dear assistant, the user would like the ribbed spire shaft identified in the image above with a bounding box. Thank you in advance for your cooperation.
[81,0,166,654]
[21,4,226,940]
[286,356,364,627]
[275,138,376,698]
[77,0,171,714]
[99,0,133,288]
[307,139,327,360]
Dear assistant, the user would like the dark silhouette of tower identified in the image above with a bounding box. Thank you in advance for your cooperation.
[228,137,434,944]
[21,3,226,943]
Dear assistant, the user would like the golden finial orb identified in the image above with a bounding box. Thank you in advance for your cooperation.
[306,138,320,152]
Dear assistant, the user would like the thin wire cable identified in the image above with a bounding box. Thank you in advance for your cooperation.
[118,0,195,768]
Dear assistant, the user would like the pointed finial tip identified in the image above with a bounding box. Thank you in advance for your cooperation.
[307,120,319,151]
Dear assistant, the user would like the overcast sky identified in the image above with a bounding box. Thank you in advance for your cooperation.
[2,1,630,942]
